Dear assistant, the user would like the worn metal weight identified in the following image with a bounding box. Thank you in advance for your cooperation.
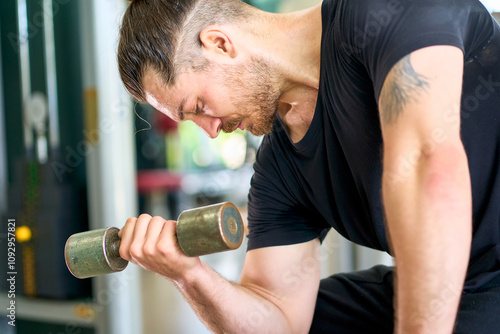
[176,202,243,257]
[65,227,127,279]
[65,202,244,279]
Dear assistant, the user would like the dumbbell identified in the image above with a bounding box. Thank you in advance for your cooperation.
[65,202,243,279]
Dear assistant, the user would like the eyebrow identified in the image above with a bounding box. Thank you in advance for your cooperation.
[177,97,187,121]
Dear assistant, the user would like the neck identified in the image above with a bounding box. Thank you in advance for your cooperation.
[236,4,323,142]
[269,5,323,142]
[269,5,322,99]
[241,5,322,94]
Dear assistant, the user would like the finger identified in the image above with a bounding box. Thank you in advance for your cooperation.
[118,217,137,238]
[142,216,167,256]
[156,220,182,256]
[119,216,138,261]
[129,213,153,260]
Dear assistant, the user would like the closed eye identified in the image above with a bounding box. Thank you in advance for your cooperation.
[195,105,204,115]
[178,111,185,121]
[179,104,202,121]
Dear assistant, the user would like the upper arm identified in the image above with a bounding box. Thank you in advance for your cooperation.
[239,239,322,334]
[378,45,465,174]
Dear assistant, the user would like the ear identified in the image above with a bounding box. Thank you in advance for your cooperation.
[199,25,238,59]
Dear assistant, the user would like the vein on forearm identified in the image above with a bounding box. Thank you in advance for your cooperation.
[379,54,430,124]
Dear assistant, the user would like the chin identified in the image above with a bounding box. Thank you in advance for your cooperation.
[248,124,273,136]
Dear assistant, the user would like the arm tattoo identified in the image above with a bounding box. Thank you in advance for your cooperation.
[379,54,429,124]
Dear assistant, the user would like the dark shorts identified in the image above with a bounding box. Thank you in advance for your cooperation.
[310,265,500,334]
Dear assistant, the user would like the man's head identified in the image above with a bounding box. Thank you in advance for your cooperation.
[118,0,281,137]
[118,0,248,100]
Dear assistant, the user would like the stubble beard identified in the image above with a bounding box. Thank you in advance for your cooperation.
[218,57,281,136]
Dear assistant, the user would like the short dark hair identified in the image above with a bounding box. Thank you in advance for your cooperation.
[118,0,252,102]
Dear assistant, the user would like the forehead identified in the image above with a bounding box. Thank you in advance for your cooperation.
[143,71,176,111]
[142,70,188,120]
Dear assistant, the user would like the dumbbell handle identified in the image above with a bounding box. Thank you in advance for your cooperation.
[109,239,121,258]
[65,202,243,279]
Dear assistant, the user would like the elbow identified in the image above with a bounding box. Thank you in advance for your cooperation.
[421,143,471,201]
[383,140,470,191]
[422,143,469,185]
[383,141,472,220]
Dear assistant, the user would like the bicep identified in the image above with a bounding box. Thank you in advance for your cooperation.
[239,238,322,333]
[378,45,464,161]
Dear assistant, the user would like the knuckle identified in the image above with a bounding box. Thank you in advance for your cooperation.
[142,243,156,257]
[125,216,137,224]
[138,213,152,220]
[129,244,143,259]
[122,218,136,232]
[155,241,170,256]
[151,216,166,224]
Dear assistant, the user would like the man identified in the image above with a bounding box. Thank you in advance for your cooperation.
[116,0,500,332]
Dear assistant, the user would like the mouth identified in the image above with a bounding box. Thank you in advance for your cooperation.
[231,121,244,132]
[222,117,245,133]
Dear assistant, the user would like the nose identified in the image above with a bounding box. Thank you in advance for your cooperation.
[192,115,222,139]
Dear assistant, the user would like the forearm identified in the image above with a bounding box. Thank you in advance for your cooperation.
[119,215,319,334]
[383,145,472,333]
[173,260,291,334]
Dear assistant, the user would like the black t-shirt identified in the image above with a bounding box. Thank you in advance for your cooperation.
[247,0,500,289]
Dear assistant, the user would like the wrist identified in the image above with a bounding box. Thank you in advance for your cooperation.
[395,296,459,334]
[172,258,210,289]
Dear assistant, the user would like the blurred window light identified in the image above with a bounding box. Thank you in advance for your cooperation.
[192,145,215,168]
[480,0,500,12]
[177,122,248,170]
[221,133,247,169]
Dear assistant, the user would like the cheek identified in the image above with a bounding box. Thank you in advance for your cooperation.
[204,89,233,115]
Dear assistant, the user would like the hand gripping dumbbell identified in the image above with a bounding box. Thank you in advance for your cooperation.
[65,202,243,279]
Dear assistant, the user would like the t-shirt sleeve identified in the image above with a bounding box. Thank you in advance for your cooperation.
[246,135,330,251]
[339,0,484,101]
